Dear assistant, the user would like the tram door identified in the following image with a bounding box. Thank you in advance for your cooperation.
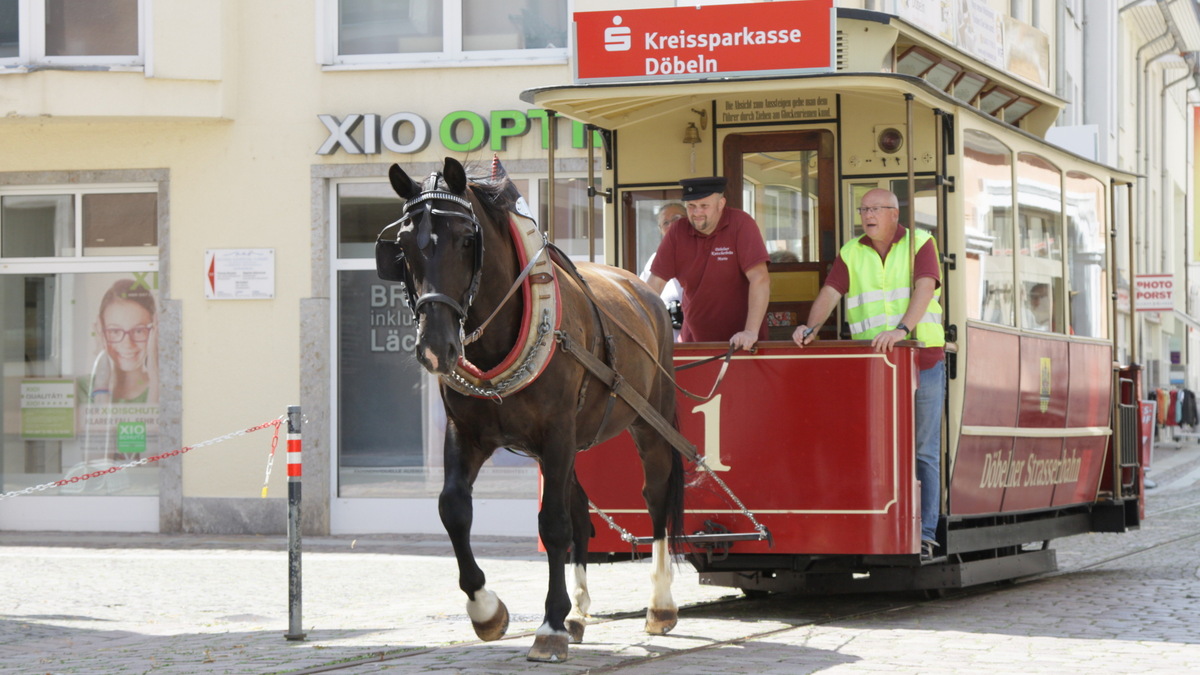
[723,131,836,340]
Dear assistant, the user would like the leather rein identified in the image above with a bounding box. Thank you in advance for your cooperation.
[386,183,733,404]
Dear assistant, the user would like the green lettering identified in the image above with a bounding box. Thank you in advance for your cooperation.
[570,120,604,149]
[440,111,487,152]
[526,109,553,149]
[489,110,529,151]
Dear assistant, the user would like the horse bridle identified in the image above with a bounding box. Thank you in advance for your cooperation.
[379,176,485,333]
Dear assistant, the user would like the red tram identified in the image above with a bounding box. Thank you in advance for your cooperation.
[524,4,1143,593]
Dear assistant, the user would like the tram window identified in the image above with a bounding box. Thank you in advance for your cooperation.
[887,179,938,237]
[741,150,820,262]
[622,190,684,276]
[845,180,936,240]
[1066,172,1108,338]
[962,129,1015,327]
[538,178,604,263]
[1016,153,1063,333]
[1022,279,1059,332]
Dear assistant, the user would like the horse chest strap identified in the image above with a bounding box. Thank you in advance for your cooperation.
[529,272,554,285]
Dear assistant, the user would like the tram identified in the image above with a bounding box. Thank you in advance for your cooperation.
[521,3,1145,595]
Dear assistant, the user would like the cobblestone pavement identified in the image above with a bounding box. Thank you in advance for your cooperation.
[3,441,1200,674]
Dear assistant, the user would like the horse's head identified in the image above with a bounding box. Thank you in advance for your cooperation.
[380,157,484,376]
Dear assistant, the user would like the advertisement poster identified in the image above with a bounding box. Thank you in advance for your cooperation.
[75,272,160,461]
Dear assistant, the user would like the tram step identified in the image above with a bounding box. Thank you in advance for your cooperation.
[631,532,765,546]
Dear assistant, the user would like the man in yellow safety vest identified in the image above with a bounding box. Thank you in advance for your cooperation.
[792,188,946,561]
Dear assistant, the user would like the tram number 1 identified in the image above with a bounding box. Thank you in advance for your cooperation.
[691,394,731,472]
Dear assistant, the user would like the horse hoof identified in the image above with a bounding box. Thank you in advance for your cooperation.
[565,616,586,644]
[527,633,570,662]
[645,608,678,635]
[471,599,509,641]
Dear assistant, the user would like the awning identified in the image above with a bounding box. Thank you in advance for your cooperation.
[1175,310,1200,331]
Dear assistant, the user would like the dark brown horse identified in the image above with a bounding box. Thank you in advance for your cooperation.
[377,157,684,662]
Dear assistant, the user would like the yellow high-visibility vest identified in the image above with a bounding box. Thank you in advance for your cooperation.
[842,228,944,347]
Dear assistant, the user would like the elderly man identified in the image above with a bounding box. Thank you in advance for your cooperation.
[792,188,946,561]
[646,176,770,351]
[640,203,687,339]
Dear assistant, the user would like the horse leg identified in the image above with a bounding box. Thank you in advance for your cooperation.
[527,436,576,662]
[632,422,685,635]
[438,422,509,642]
[565,475,593,644]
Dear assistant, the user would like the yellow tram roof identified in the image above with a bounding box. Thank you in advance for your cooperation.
[523,8,1067,138]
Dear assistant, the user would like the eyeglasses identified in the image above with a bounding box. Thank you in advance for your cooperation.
[104,324,153,344]
[856,206,898,215]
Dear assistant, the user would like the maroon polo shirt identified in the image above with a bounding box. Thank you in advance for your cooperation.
[650,207,769,342]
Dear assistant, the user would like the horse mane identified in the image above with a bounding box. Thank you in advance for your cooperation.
[463,165,524,227]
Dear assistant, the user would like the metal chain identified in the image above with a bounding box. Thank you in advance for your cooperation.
[444,308,553,400]
[588,454,770,546]
[0,415,286,500]
[260,419,284,498]
[689,455,770,542]
[588,498,638,543]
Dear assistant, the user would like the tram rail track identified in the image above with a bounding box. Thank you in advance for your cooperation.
[285,496,1200,674]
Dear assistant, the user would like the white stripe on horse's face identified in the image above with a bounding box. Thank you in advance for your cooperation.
[423,347,439,372]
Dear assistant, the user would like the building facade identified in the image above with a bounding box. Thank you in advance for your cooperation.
[1,0,1198,537]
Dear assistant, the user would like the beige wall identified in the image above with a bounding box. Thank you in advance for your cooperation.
[0,1,584,504]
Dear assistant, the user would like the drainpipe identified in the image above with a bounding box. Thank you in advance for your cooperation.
[1135,30,1176,378]
[1161,64,1191,275]
[1189,73,1199,386]
[1055,0,1066,107]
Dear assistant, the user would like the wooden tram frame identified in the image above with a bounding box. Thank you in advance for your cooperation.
[523,7,1143,594]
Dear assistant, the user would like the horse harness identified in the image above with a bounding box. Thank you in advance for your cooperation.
[376,183,724,463]
[377,180,768,546]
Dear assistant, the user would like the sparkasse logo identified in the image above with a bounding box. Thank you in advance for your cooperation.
[604,16,631,51]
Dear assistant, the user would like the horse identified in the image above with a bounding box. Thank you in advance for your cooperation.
[377,157,685,662]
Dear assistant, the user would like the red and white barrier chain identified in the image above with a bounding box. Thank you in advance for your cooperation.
[0,416,285,500]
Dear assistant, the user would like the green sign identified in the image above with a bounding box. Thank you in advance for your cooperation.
[117,421,147,454]
[20,379,76,439]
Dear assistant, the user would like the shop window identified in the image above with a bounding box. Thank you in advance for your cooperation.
[0,271,162,496]
[0,0,142,66]
[329,0,567,67]
[1,189,157,258]
[332,175,548,501]
[0,178,161,497]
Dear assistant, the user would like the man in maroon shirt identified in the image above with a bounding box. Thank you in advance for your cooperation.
[646,176,770,350]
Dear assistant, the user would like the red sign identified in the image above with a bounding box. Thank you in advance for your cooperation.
[573,0,834,83]
[1135,274,1174,312]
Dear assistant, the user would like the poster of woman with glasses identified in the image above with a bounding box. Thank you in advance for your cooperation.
[90,277,158,405]
[78,274,159,468]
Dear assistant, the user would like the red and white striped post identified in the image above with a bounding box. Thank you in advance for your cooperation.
[284,405,306,641]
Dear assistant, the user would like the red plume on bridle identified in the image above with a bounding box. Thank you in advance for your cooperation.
[490,153,508,181]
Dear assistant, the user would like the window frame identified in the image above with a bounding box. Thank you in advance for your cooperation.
[0,0,145,70]
[0,182,159,268]
[317,0,570,70]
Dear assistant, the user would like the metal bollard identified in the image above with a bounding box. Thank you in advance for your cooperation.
[284,405,306,641]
